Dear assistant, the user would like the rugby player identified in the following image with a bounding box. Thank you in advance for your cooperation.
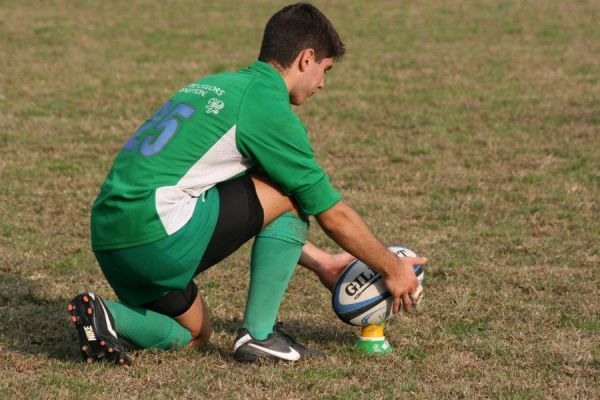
[68,2,426,365]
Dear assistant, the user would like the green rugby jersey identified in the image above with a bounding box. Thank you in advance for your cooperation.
[91,61,341,250]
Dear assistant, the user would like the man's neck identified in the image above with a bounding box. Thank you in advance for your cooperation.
[267,60,297,97]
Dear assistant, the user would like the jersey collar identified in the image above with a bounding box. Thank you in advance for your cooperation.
[248,61,290,102]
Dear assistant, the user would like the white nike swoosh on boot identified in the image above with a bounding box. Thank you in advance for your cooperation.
[233,334,252,352]
[97,298,118,338]
[247,343,301,361]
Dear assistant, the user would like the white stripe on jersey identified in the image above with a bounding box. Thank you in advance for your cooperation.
[155,124,254,234]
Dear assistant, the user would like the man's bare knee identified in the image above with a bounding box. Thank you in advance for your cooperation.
[188,327,212,348]
[175,293,211,348]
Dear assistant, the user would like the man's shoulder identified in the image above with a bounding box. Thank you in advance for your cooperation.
[179,66,288,110]
[239,93,301,135]
[239,82,298,128]
[177,63,302,132]
[243,78,289,106]
[179,69,252,98]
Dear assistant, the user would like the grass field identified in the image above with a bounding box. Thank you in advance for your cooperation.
[1,0,599,398]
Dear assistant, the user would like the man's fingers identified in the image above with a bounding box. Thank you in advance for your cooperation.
[411,286,423,308]
[402,293,412,314]
[414,257,427,265]
[386,255,427,316]
[392,296,400,314]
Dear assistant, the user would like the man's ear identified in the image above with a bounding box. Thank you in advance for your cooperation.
[297,48,316,72]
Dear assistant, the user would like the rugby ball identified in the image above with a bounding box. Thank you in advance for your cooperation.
[332,246,424,326]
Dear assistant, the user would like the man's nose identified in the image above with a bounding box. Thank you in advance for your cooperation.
[318,78,324,89]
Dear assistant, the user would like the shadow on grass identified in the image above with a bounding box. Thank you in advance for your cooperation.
[211,316,357,345]
[0,272,356,363]
[199,317,357,361]
[0,272,76,362]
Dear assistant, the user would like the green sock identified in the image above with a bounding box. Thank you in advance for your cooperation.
[104,300,192,350]
[242,212,308,340]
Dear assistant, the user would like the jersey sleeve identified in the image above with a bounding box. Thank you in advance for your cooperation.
[236,84,341,215]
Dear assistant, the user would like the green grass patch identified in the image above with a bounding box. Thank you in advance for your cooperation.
[558,314,600,333]
[441,319,491,337]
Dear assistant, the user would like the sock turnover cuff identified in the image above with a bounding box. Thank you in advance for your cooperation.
[256,211,308,246]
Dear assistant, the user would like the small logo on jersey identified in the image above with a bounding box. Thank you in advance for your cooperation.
[206,98,224,114]
[83,326,97,341]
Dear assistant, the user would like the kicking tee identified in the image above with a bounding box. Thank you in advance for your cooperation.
[91,61,341,250]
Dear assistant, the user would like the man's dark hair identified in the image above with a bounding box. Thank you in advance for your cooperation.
[258,3,345,68]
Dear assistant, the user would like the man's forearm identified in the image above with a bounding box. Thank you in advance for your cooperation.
[315,201,400,278]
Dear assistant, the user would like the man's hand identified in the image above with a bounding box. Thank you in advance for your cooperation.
[316,200,427,315]
[382,256,427,314]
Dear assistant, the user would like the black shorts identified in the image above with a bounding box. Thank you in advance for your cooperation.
[196,175,264,273]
